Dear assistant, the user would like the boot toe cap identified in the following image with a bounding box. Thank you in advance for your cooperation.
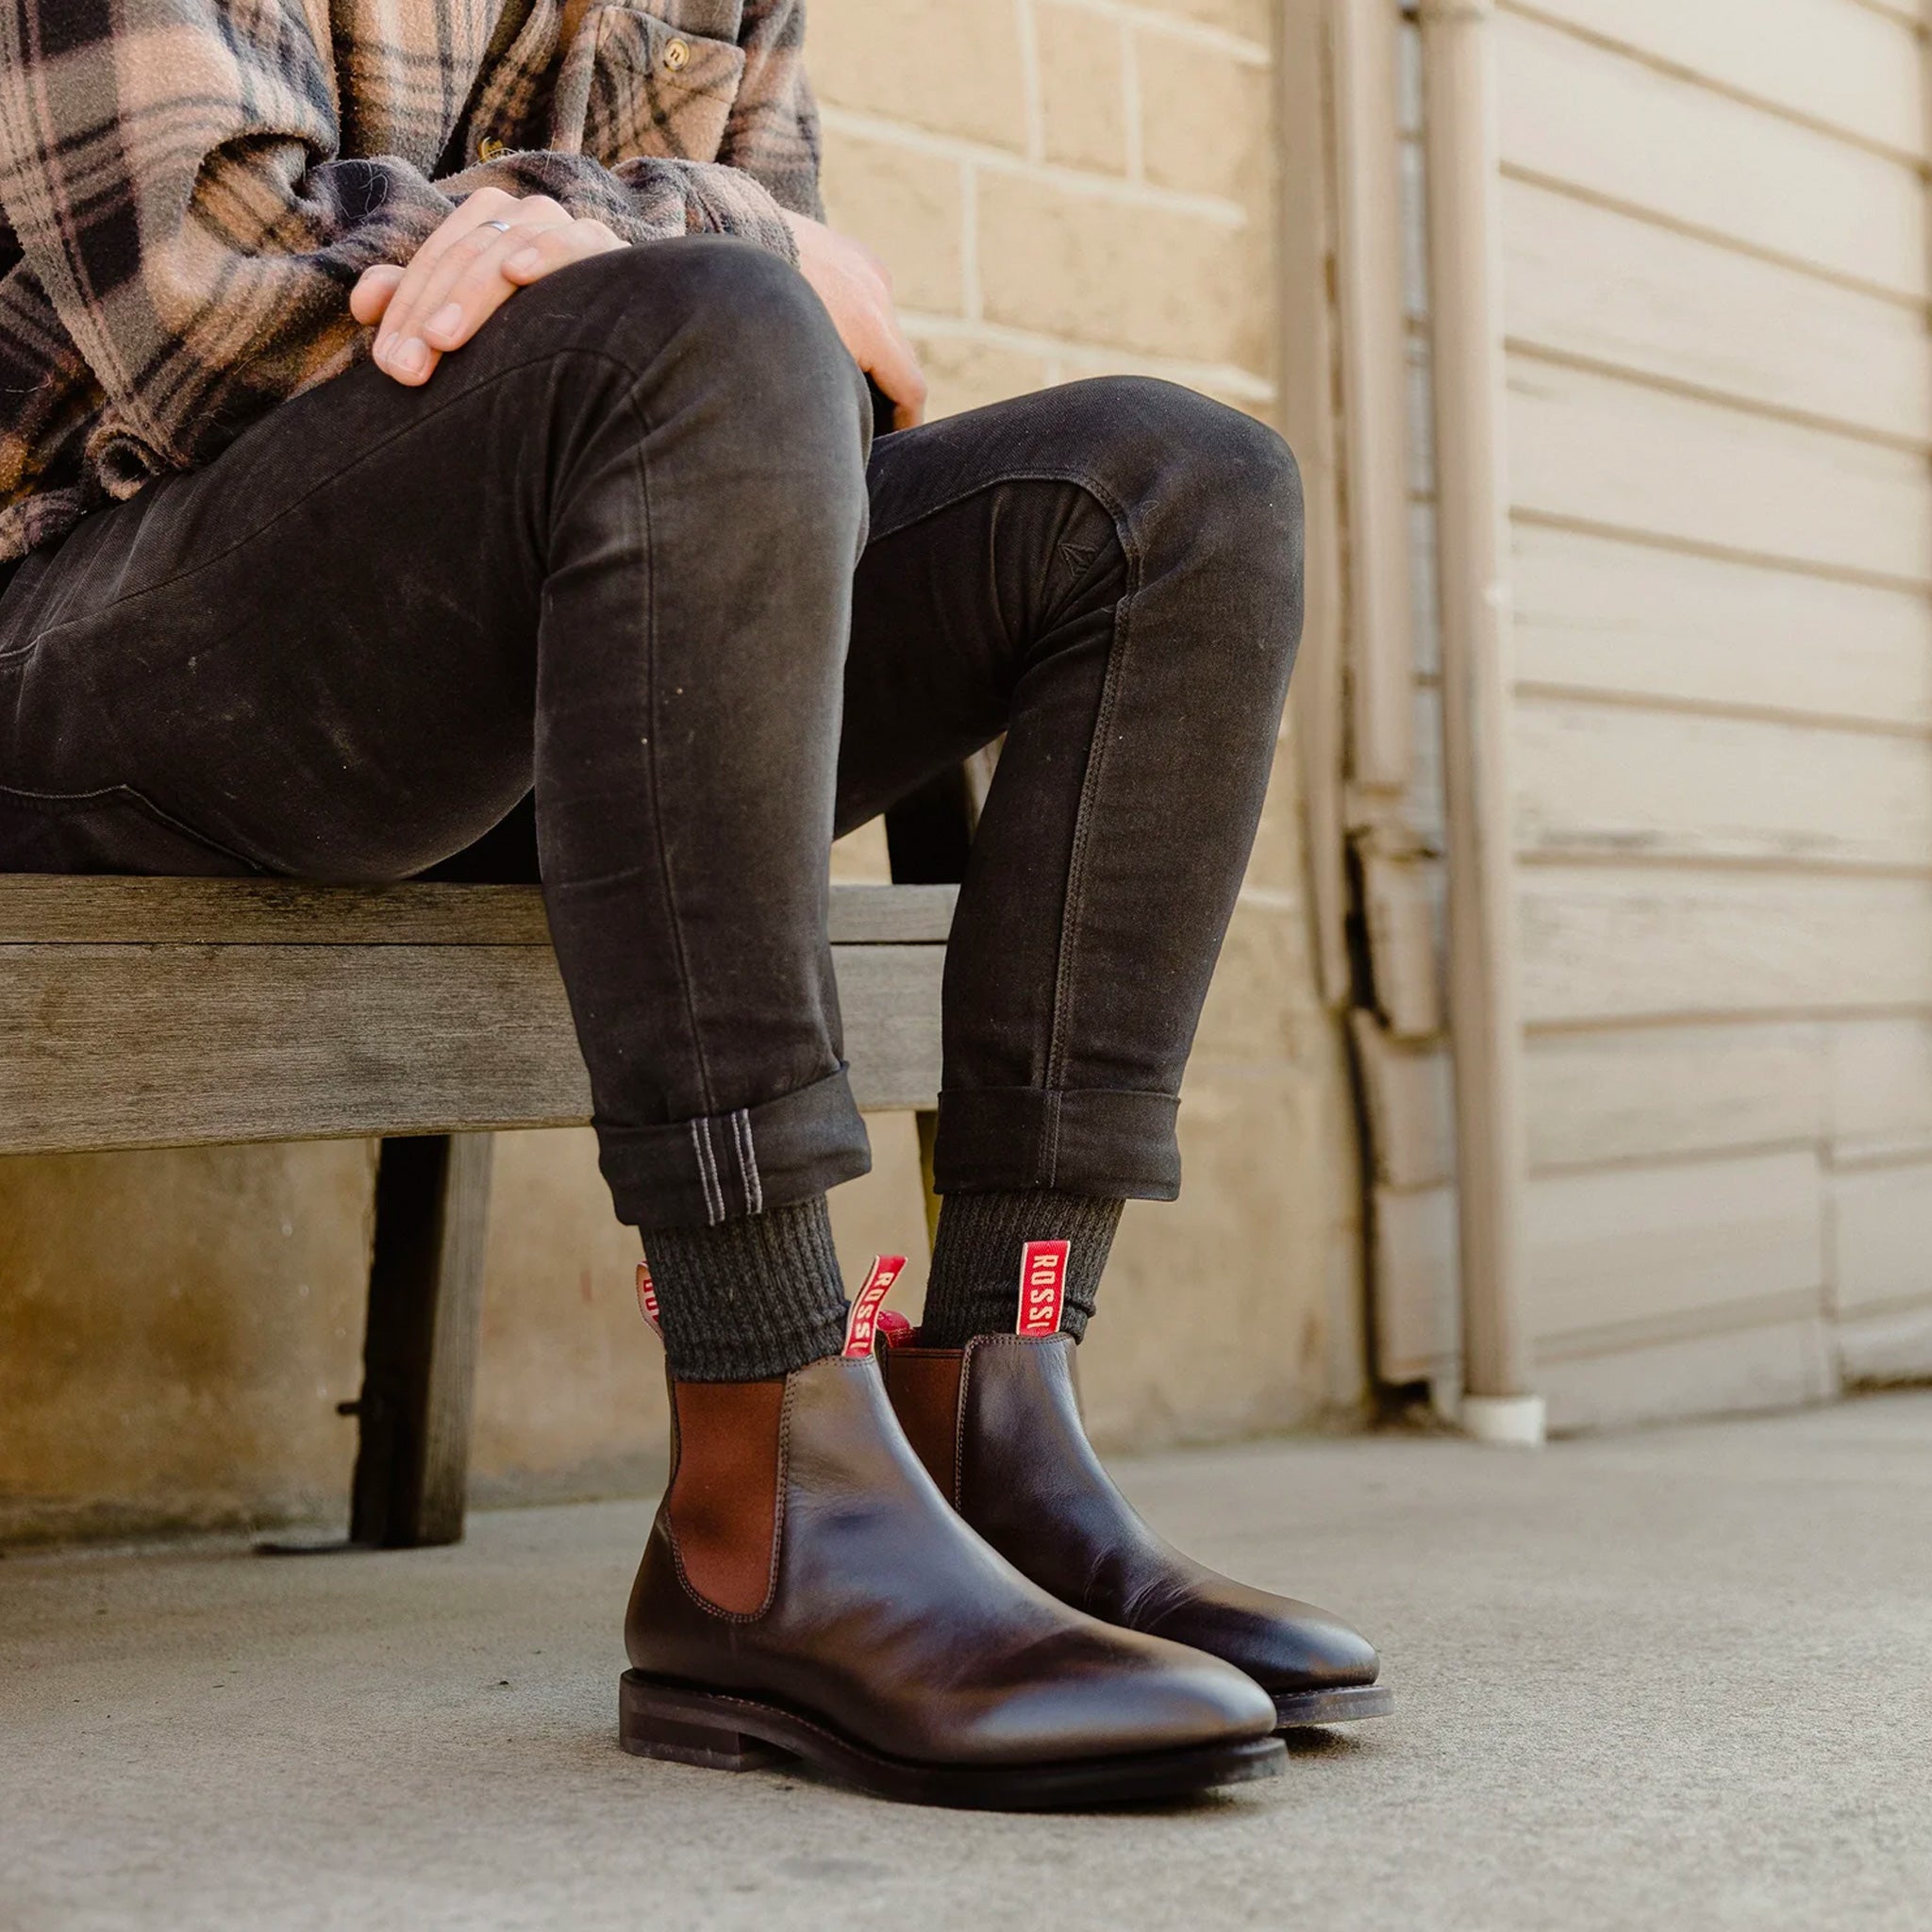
[1262,1604,1381,1691]
[959,1627,1280,1765]
[1148,1588,1381,1694]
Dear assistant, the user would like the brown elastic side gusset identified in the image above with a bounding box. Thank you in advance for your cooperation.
[875,1341,966,1504]
[665,1376,788,1615]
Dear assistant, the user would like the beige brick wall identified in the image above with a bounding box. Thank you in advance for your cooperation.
[812,0,1280,417]
[0,0,1364,1545]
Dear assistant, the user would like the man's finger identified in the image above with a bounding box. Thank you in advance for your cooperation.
[379,189,515,343]
[865,320,927,431]
[374,188,527,383]
[498,221,625,285]
[350,264,405,326]
[401,194,572,344]
[416,216,578,354]
[500,220,624,280]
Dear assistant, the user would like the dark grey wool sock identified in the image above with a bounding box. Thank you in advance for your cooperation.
[643,1195,850,1381]
[919,1190,1125,1347]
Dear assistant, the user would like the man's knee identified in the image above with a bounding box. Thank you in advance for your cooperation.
[508,238,871,563]
[552,238,864,447]
[1051,376,1300,558]
[1037,380,1303,690]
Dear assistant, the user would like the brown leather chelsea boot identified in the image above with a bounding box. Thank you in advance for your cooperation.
[620,1312,1285,1807]
[881,1314,1392,1733]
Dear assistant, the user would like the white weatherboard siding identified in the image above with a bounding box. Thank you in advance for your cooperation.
[1499,178,1932,449]
[1381,0,1932,1424]
[1496,8,1927,299]
[1512,701,1932,871]
[1510,525,1932,731]
[1505,358,1932,585]
[1504,0,1925,158]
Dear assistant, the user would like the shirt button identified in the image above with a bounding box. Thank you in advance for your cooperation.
[663,38,691,70]
[479,137,508,161]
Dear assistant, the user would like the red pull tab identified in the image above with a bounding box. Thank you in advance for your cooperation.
[1016,1239,1069,1337]
[842,1254,907,1357]
[876,1308,914,1347]
[635,1261,661,1335]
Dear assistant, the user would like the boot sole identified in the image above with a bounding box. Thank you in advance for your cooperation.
[619,1670,1286,1810]
[1272,1682,1395,1728]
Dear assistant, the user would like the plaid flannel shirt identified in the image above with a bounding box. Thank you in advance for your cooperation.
[0,0,824,562]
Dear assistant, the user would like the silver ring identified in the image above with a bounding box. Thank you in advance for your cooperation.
[479,220,514,233]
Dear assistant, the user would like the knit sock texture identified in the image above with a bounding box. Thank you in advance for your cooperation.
[920,1190,1125,1347]
[644,1195,849,1381]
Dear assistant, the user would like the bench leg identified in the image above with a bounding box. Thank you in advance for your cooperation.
[914,1108,941,1250]
[348,1132,495,1549]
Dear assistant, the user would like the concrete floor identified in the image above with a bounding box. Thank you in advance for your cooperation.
[4,1393,1929,1932]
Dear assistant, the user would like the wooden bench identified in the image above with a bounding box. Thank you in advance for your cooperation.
[0,847,962,1548]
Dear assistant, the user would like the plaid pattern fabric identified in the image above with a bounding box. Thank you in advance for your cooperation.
[0,0,824,562]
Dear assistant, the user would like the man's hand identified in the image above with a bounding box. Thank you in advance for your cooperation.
[350,189,926,424]
[782,212,927,430]
[351,187,625,386]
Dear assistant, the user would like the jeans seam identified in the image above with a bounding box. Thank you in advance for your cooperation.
[865,465,1127,552]
[1029,472,1140,1189]
[619,364,721,1132]
[0,778,270,874]
[871,461,1139,1188]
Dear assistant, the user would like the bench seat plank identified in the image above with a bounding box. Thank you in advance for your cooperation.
[0,878,958,947]
[0,938,945,1153]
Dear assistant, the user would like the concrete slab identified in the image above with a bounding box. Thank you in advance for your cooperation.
[4,1393,1929,1931]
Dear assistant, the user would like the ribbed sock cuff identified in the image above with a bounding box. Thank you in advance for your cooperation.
[643,1195,849,1381]
[920,1190,1124,1347]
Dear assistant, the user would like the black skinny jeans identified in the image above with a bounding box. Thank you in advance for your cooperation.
[0,240,1304,1233]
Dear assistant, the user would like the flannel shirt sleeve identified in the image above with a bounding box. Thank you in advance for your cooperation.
[717,0,828,223]
[0,0,798,493]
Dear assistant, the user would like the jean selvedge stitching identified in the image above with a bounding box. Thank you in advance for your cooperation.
[734,1108,763,1214]
[686,1121,708,1221]
[690,1116,724,1225]
[720,1108,747,1216]
[708,1116,731,1225]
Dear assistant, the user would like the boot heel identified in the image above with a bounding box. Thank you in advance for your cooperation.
[619,1672,787,1773]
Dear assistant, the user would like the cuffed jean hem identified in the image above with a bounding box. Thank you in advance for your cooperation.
[595,1063,874,1232]
[931,1086,1182,1200]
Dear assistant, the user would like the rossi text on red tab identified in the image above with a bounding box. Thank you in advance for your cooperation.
[841,1255,907,1357]
[1016,1240,1070,1338]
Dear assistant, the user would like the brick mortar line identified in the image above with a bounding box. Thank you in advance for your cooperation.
[1121,24,1146,181]
[900,308,1276,399]
[960,167,983,323]
[1049,0,1273,66]
[1015,0,1048,162]
[819,106,1251,227]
